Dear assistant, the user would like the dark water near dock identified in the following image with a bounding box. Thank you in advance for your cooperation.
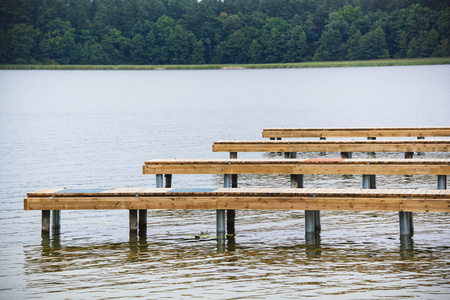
[1,66,450,299]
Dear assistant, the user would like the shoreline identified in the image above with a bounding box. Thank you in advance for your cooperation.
[1,57,449,70]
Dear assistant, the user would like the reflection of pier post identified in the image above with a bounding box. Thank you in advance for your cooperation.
[305,233,321,257]
[400,235,414,259]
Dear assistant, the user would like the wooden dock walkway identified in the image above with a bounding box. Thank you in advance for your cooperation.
[26,188,450,212]
[212,140,450,154]
[143,158,450,175]
[262,127,450,139]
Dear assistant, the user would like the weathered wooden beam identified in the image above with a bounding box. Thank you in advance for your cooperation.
[212,140,450,153]
[25,188,450,212]
[262,127,450,138]
[143,159,450,175]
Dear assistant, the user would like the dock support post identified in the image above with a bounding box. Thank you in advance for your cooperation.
[216,210,226,241]
[139,210,147,234]
[438,175,447,190]
[399,150,417,237]
[227,152,237,236]
[165,174,172,188]
[129,210,138,234]
[42,210,50,235]
[305,211,318,234]
[399,211,413,237]
[341,152,352,158]
[156,174,164,188]
[217,174,231,241]
[51,210,60,232]
[405,152,414,159]
[362,175,376,189]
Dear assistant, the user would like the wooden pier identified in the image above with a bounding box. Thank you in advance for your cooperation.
[25,126,449,243]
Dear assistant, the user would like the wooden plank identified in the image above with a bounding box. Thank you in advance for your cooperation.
[212,140,450,153]
[142,159,450,175]
[24,188,450,212]
[262,127,450,138]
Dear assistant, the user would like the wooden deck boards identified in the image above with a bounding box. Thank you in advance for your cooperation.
[25,188,450,212]
[143,158,450,175]
[262,127,450,138]
[212,140,450,153]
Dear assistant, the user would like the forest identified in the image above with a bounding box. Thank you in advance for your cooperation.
[1,0,449,65]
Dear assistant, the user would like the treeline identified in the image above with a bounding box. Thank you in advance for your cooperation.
[1,0,449,65]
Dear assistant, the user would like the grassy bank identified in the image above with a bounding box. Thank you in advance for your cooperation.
[1,57,449,70]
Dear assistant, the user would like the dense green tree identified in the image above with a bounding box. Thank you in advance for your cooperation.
[41,19,76,64]
[166,24,194,64]
[217,29,251,63]
[314,28,344,61]
[101,28,130,64]
[407,29,439,57]
[6,23,40,63]
[0,0,32,30]
[190,40,205,64]
[261,17,290,62]
[248,39,263,63]
[358,26,389,59]
[130,33,146,64]
[223,14,242,36]
[346,30,362,60]
[285,25,307,62]
[37,0,68,29]
[0,29,7,63]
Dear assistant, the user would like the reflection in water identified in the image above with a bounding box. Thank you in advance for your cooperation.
[399,236,415,260]
[23,233,449,299]
[305,233,323,258]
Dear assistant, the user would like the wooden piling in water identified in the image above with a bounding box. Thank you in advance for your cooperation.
[228,152,238,236]
[52,210,60,232]
[129,210,138,234]
[42,210,50,234]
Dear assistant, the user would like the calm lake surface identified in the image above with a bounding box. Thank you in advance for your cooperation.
[1,66,449,299]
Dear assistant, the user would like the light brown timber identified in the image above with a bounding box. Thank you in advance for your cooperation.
[262,127,450,138]
[25,188,450,212]
[212,140,450,153]
[143,159,450,175]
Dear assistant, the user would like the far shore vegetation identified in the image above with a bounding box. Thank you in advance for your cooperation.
[1,57,449,71]
[2,1,449,67]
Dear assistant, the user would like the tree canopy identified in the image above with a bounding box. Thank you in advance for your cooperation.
[1,0,449,65]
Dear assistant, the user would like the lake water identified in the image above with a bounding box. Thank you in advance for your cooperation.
[1,66,449,299]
